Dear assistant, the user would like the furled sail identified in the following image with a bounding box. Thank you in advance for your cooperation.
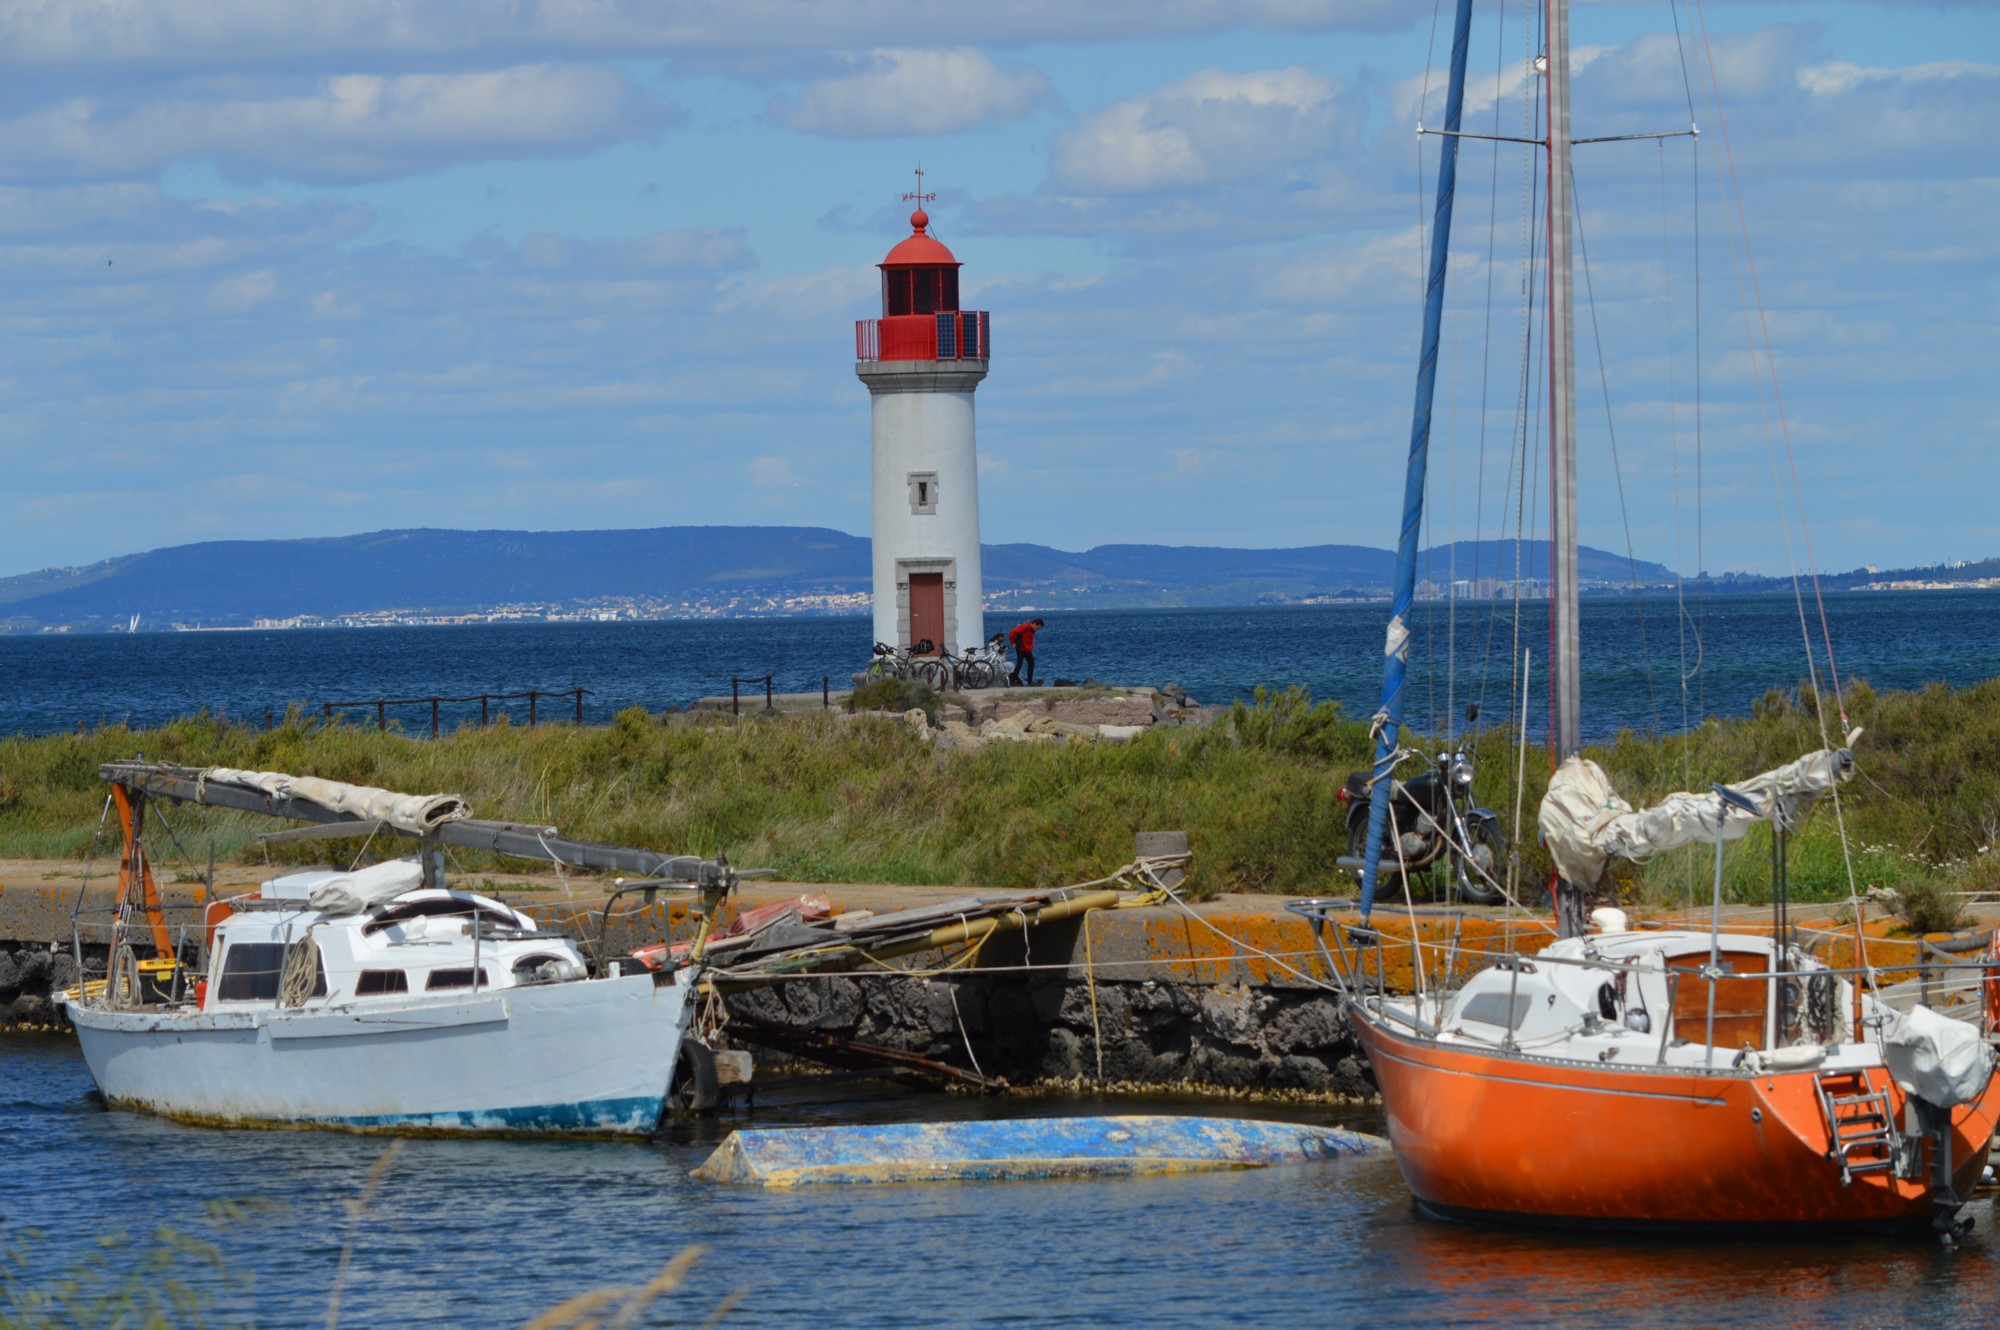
[1538,740,1858,887]
[200,768,470,835]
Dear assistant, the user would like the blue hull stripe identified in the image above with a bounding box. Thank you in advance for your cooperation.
[314,1095,665,1134]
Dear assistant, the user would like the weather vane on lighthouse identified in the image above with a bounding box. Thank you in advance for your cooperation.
[902,165,936,223]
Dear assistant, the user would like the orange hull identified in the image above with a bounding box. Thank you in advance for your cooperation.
[1354,1010,2000,1231]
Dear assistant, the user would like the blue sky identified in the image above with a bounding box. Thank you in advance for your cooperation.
[1,0,1994,578]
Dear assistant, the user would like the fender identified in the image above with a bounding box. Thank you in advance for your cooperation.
[1462,806,1501,832]
[1984,931,2000,1031]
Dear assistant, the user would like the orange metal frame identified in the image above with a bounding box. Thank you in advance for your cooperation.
[112,783,174,956]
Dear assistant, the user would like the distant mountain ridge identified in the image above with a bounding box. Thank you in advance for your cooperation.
[0,525,1685,628]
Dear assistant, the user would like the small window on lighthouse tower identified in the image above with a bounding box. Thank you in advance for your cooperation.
[908,471,939,515]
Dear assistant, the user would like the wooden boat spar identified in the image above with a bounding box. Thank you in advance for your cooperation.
[1311,0,2000,1240]
[58,761,745,1136]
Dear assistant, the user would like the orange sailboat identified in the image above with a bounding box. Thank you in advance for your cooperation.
[1314,0,2000,1241]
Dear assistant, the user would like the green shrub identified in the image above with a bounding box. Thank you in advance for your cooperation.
[846,677,940,722]
[1892,878,1970,936]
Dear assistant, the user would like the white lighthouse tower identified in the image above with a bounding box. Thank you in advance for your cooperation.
[855,177,991,658]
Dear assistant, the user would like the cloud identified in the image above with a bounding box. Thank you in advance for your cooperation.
[1049,67,1351,194]
[780,48,1051,137]
[0,65,670,184]
[750,455,803,488]
[0,1,1421,75]
[1798,58,1999,96]
[206,267,277,312]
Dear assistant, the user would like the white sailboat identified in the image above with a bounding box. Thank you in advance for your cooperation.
[60,762,734,1136]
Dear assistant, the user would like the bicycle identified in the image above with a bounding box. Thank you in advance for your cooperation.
[953,634,1011,689]
[865,642,907,681]
[865,640,945,686]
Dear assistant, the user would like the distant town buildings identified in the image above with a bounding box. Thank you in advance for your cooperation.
[1413,578,1549,601]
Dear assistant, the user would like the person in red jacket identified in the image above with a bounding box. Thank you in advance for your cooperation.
[1007,618,1045,686]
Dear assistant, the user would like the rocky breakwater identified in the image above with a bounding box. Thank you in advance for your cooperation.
[0,941,81,1027]
[911,681,1223,752]
[719,901,1377,1101]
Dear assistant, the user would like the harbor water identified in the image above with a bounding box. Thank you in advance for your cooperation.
[5,591,1999,742]
[4,1033,1996,1327]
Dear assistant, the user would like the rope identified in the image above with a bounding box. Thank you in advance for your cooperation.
[946,983,986,1082]
[279,931,323,1008]
[1083,912,1105,1083]
[108,944,141,1009]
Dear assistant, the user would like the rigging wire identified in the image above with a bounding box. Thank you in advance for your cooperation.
[1568,165,1662,735]
[1686,0,1846,728]
[1469,0,1511,727]
[1687,0,1862,920]
[1667,0,1705,729]
[1659,136,1703,913]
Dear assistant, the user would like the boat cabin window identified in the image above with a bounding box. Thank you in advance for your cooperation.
[355,969,409,996]
[1460,992,1532,1031]
[216,942,326,1002]
[426,967,490,992]
[362,898,520,937]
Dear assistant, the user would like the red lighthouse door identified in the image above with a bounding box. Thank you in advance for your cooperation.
[908,574,945,654]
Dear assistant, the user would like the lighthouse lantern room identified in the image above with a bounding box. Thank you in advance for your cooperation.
[855,175,990,658]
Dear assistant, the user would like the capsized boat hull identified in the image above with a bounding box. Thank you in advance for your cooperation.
[694,1115,1388,1186]
[1354,1008,1999,1231]
[64,972,692,1137]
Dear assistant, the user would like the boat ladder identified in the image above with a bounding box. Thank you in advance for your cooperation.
[1813,1069,1916,1185]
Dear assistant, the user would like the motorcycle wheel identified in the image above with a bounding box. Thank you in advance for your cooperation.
[1449,819,1508,906]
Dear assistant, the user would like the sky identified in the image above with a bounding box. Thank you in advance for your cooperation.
[1,0,1995,579]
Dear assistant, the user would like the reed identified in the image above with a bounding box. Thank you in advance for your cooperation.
[2,676,1995,907]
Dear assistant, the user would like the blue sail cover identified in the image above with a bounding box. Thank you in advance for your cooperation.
[1359,0,1478,921]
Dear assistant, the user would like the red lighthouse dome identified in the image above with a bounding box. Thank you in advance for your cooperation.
[855,188,990,364]
[880,207,961,271]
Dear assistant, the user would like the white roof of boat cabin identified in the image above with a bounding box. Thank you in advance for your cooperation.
[1549,930,1784,962]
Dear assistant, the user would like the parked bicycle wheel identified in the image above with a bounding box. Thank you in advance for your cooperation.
[915,659,950,691]
[961,660,995,689]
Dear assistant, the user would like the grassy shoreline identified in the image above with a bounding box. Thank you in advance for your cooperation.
[2,677,1995,905]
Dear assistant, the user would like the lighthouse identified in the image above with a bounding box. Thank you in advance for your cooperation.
[855,178,991,657]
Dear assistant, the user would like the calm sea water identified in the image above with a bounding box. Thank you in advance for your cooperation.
[3,591,1997,742]
[3,1033,1995,1327]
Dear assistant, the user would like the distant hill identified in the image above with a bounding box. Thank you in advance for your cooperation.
[0,526,1683,628]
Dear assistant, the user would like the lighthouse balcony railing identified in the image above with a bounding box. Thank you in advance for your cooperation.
[855,312,990,363]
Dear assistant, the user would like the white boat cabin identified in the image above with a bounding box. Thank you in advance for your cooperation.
[1426,927,1860,1067]
[203,859,591,1012]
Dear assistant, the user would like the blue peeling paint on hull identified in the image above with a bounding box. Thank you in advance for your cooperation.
[315,1095,667,1135]
[107,1094,670,1138]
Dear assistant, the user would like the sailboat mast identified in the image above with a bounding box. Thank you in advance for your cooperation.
[1547,0,1581,758]
[1355,0,1477,921]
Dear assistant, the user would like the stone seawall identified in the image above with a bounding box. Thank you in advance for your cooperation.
[0,939,88,1027]
[720,966,1373,1098]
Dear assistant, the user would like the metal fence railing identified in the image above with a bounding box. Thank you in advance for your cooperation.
[321,688,593,736]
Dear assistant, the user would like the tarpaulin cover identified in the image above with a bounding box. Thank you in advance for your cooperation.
[1538,746,1855,887]
[1883,1002,1994,1109]
[202,768,470,835]
[306,859,427,915]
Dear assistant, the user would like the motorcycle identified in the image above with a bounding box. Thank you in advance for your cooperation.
[1337,705,1507,905]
